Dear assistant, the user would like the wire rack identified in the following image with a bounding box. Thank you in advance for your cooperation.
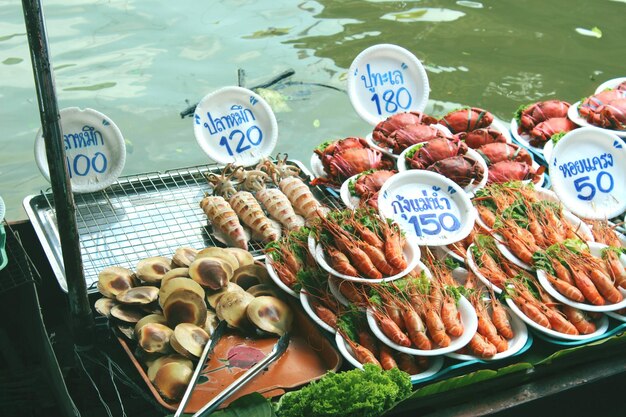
[24,160,344,294]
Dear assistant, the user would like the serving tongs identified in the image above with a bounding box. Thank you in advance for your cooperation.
[174,322,290,417]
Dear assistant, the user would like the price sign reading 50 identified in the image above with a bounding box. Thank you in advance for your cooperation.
[573,171,614,201]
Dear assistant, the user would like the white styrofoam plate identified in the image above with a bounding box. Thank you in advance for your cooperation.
[567,101,626,138]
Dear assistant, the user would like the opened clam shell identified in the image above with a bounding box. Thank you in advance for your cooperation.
[153,361,193,401]
[206,282,245,309]
[224,247,255,268]
[160,268,191,290]
[232,264,270,290]
[135,313,168,335]
[246,296,293,336]
[158,277,205,308]
[116,286,159,305]
[163,288,208,328]
[246,283,284,298]
[216,290,254,330]
[189,256,233,290]
[94,297,117,317]
[110,304,146,323]
[137,322,173,354]
[97,266,137,298]
[136,256,172,284]
[147,354,193,382]
[196,247,240,271]
[204,310,219,335]
[170,323,210,358]
[172,247,198,268]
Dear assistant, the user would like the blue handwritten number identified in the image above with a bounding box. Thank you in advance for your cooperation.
[408,215,422,237]
[408,213,460,237]
[573,176,595,201]
[419,214,441,235]
[596,171,614,193]
[219,135,233,156]
[247,126,263,146]
[439,213,461,232]
[219,127,264,156]
[382,90,398,113]
[371,93,382,116]
[370,88,413,116]
[396,87,412,110]
[92,152,108,173]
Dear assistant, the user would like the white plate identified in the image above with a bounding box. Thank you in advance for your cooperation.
[543,139,555,163]
[548,126,626,219]
[429,244,465,267]
[264,255,299,299]
[536,241,626,313]
[465,243,504,294]
[0,195,5,223]
[34,107,126,193]
[334,332,445,383]
[309,152,328,180]
[397,146,489,197]
[347,44,429,126]
[313,238,421,283]
[446,303,528,361]
[327,276,352,307]
[367,296,477,356]
[340,174,361,209]
[365,133,398,159]
[193,86,278,165]
[300,291,335,334]
[509,117,546,153]
[493,234,534,272]
[491,117,514,144]
[505,296,609,341]
[605,310,626,322]
[595,77,626,94]
[567,101,626,138]
[377,170,476,246]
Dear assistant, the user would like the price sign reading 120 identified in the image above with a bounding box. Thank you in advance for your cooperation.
[360,63,413,117]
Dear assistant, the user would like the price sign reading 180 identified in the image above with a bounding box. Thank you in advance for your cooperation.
[359,63,413,117]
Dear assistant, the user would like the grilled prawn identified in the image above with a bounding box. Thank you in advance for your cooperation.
[199,195,249,250]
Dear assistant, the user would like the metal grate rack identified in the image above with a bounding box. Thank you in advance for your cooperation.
[24,160,344,294]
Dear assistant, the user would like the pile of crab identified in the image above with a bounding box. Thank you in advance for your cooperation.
[514,100,577,148]
[199,156,328,250]
[578,80,626,131]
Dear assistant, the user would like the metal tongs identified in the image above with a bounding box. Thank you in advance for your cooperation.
[174,322,290,417]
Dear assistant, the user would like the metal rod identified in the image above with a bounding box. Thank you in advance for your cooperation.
[22,0,94,346]
[193,333,290,417]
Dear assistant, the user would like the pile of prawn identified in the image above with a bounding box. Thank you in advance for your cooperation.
[199,156,328,250]
[469,234,524,291]
[311,208,408,280]
[264,226,317,291]
[505,271,599,336]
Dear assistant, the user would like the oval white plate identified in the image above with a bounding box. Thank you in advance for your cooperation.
[536,241,626,313]
[300,291,335,333]
[34,107,126,193]
[309,152,327,180]
[465,243,503,294]
[509,117,547,154]
[429,243,465,267]
[327,276,352,307]
[548,126,626,219]
[366,296,478,356]
[335,332,445,383]
[314,238,420,283]
[505,296,609,341]
[193,86,278,165]
[377,170,476,246]
[339,171,397,209]
[595,77,626,94]
[366,133,398,159]
[264,255,299,299]
[347,44,430,126]
[490,117,514,144]
[493,234,534,272]
[567,101,626,138]
[446,303,528,361]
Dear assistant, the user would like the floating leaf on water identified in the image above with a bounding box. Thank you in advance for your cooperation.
[64,82,117,91]
[2,57,22,65]
[243,27,291,39]
[256,88,291,113]
[456,1,484,8]
[313,119,320,128]
[575,27,602,38]
[381,8,465,23]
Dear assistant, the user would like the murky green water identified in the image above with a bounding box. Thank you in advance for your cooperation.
[1,0,624,220]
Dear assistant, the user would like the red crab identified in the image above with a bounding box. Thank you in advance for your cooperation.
[595,98,626,130]
[439,107,494,134]
[476,142,533,166]
[579,89,626,125]
[407,137,468,170]
[455,128,507,149]
[313,137,394,186]
[427,155,484,188]
[372,111,438,148]
[517,100,571,132]
[487,161,544,184]
[387,123,449,154]
[352,169,397,209]
[529,117,577,146]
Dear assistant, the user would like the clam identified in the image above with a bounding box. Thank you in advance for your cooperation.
[163,288,208,328]
[172,247,198,268]
[205,282,245,309]
[153,361,193,401]
[94,297,117,317]
[147,354,193,382]
[246,296,293,336]
[97,266,137,298]
[160,267,191,289]
[170,323,210,358]
[215,290,255,330]
[224,247,255,268]
[204,310,219,335]
[196,247,240,271]
[246,284,284,299]
[116,286,159,305]
[110,304,146,323]
[159,277,205,308]
[136,256,172,284]
[189,256,233,290]
[135,313,168,335]
[231,263,271,290]
[137,322,173,354]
